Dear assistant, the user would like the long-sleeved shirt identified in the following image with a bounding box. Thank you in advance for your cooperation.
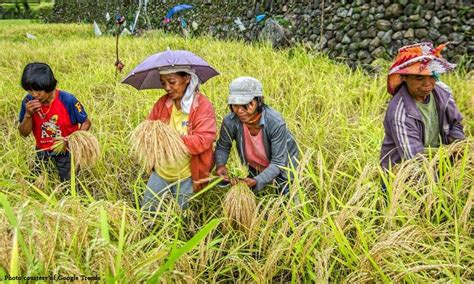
[215,105,299,191]
[380,82,465,169]
[148,91,217,191]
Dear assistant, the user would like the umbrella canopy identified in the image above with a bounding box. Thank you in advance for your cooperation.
[165,4,193,20]
[122,49,219,90]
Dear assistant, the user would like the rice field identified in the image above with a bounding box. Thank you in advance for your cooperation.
[0,21,473,282]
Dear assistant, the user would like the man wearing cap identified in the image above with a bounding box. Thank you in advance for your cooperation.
[215,76,299,194]
[380,42,465,170]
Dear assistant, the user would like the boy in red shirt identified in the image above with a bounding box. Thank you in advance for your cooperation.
[18,62,92,181]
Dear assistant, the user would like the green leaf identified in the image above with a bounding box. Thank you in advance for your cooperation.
[0,193,32,264]
[10,227,19,277]
[99,206,110,243]
[149,218,221,282]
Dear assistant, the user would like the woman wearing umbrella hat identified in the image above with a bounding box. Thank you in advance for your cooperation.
[123,50,218,210]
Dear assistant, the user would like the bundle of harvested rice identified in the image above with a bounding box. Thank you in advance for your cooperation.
[223,181,256,233]
[129,120,189,173]
[67,131,100,169]
[51,138,67,154]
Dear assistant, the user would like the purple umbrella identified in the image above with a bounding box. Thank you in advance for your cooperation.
[121,50,219,90]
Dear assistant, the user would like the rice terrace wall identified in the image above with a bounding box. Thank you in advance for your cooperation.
[50,0,473,69]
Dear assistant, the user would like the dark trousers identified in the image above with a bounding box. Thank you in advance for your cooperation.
[34,151,71,182]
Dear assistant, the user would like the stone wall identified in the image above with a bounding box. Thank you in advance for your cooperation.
[50,0,473,69]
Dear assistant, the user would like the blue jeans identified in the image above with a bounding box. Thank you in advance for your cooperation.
[141,171,193,211]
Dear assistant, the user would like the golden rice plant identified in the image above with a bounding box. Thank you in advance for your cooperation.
[223,181,256,233]
[34,172,48,190]
[129,120,189,173]
[67,131,100,169]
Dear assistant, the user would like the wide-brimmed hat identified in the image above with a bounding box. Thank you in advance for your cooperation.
[387,42,456,95]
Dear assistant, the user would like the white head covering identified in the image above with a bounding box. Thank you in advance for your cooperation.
[159,66,199,114]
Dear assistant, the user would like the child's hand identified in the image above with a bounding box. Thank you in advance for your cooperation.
[25,99,41,117]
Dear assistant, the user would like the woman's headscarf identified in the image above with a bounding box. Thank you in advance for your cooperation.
[159,66,200,114]
[387,42,456,95]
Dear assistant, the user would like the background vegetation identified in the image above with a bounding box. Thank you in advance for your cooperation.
[0,22,472,282]
[0,0,53,20]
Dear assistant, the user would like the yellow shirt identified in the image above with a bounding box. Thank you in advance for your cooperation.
[156,103,191,181]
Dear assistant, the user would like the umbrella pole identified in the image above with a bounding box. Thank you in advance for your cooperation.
[114,15,125,77]
[115,33,119,77]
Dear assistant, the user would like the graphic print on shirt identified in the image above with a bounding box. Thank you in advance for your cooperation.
[40,114,62,142]
[75,102,83,113]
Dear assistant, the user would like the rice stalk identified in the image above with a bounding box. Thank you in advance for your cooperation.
[223,182,256,233]
[335,166,373,231]
[67,131,100,169]
[312,247,333,283]
[0,22,472,282]
[51,138,67,154]
[129,120,189,174]
[33,172,48,191]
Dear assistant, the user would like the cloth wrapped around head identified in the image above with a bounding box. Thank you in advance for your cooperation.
[387,42,456,95]
[159,66,199,114]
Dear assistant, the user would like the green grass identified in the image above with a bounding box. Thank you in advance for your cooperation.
[0,22,473,282]
[0,19,34,24]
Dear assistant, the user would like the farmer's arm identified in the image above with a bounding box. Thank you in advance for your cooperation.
[79,118,92,131]
[18,115,33,137]
[252,123,288,191]
[214,117,235,180]
[181,108,217,155]
[18,99,41,137]
[214,116,234,167]
[147,96,167,120]
[389,114,424,161]
[446,96,464,143]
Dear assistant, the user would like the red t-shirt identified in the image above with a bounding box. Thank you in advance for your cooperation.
[19,89,88,151]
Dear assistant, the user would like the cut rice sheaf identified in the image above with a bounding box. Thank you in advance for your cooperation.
[67,131,100,169]
[129,120,189,173]
[223,181,256,233]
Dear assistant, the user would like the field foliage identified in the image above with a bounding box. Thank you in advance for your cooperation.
[0,22,473,282]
